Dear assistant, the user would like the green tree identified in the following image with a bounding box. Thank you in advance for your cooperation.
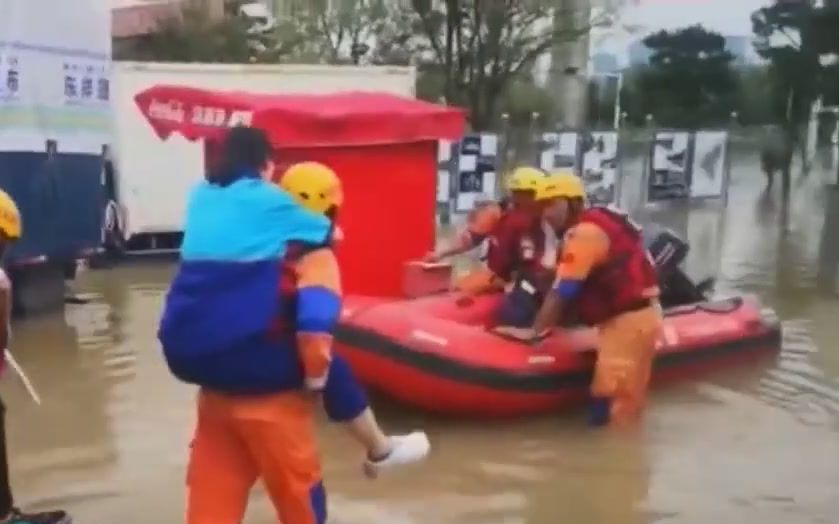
[750,0,839,181]
[808,2,839,184]
[637,25,737,128]
[807,2,839,107]
[283,0,408,65]
[118,0,620,132]
[808,1,839,57]
[400,0,616,130]
[751,0,822,132]
[613,65,646,126]
[114,2,300,63]
[734,66,775,126]
[586,76,622,128]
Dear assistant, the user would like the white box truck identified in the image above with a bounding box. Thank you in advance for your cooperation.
[111,62,417,251]
[1,0,111,314]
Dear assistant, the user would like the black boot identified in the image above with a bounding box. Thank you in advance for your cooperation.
[3,507,71,524]
[588,397,612,427]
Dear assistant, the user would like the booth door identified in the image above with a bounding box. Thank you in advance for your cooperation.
[278,141,437,298]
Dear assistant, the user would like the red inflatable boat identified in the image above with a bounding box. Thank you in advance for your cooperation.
[334,293,782,418]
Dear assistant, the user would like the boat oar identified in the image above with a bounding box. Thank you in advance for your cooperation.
[4,350,41,406]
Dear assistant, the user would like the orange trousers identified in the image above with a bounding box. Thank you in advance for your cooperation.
[591,305,662,425]
[186,390,326,524]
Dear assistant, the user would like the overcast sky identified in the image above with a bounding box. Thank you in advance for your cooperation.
[623,0,771,35]
[592,0,773,61]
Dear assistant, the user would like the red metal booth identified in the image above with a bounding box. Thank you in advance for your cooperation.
[134,85,465,297]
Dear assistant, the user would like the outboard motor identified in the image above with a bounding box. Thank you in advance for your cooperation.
[643,224,712,307]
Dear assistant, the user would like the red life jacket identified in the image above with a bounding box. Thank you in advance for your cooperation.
[269,226,338,337]
[573,207,659,325]
[486,208,548,281]
[268,242,322,338]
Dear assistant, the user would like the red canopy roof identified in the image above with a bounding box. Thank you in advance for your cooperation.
[134,85,466,147]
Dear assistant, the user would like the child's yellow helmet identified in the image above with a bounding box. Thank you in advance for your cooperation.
[279,162,344,215]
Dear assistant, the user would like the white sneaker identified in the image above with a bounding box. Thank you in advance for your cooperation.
[363,431,430,479]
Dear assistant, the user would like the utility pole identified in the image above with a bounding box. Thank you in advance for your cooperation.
[549,0,591,128]
[812,4,839,294]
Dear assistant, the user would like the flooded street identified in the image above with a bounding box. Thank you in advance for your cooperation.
[2,146,839,523]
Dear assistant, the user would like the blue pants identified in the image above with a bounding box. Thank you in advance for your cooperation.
[322,355,368,422]
[496,282,543,328]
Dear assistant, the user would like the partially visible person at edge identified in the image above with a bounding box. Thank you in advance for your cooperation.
[275,161,429,479]
[496,174,663,427]
[423,166,546,295]
[157,127,426,524]
[0,190,72,524]
[758,124,794,190]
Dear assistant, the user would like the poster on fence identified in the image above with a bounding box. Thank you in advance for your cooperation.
[689,130,728,199]
[539,132,579,172]
[455,133,499,212]
[437,140,454,203]
[580,130,620,205]
[647,131,691,202]
[686,207,724,279]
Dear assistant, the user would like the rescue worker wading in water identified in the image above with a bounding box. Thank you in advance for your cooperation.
[0,190,71,524]
[492,172,573,327]
[159,127,427,524]
[276,161,429,478]
[160,127,337,524]
[423,166,546,295]
[496,173,663,426]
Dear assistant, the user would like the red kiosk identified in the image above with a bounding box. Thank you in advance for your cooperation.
[134,85,465,297]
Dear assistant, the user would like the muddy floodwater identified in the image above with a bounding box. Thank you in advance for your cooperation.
[2,146,838,523]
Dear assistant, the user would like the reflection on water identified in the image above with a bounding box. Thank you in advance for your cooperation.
[1,147,838,523]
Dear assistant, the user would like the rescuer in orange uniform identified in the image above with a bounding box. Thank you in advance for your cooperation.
[491,171,576,327]
[181,161,429,524]
[164,129,337,524]
[0,190,71,524]
[497,173,663,426]
[276,162,429,479]
[423,166,546,294]
[162,129,427,524]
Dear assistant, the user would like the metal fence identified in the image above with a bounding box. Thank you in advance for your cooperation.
[437,125,736,225]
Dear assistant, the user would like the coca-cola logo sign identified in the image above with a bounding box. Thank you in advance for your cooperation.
[148,98,185,123]
[147,98,253,128]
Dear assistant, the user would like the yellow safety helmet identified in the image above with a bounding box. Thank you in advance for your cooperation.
[535,172,586,201]
[0,189,21,240]
[505,166,545,192]
[550,168,576,178]
[279,162,344,215]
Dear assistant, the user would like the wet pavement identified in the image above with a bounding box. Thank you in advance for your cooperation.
[2,144,838,523]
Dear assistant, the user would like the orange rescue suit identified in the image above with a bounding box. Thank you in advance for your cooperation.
[186,247,339,524]
[554,207,662,425]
